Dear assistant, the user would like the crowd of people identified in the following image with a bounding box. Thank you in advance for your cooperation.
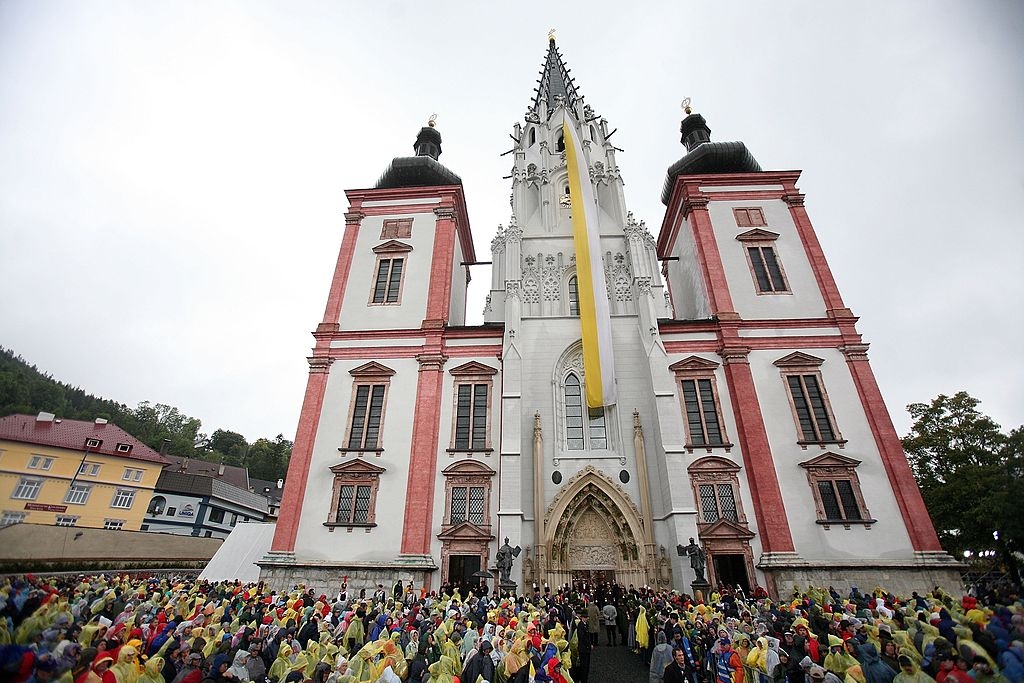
[0,572,1021,683]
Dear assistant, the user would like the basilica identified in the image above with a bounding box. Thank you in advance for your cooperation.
[259,37,960,597]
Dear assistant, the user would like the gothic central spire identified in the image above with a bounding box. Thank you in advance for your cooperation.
[531,34,581,118]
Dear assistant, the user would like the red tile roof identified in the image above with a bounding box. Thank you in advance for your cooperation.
[0,414,170,464]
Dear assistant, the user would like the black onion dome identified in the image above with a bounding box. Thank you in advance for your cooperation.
[374,124,461,190]
[661,112,762,205]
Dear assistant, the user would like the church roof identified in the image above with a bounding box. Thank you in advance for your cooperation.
[531,37,581,119]
[374,123,462,190]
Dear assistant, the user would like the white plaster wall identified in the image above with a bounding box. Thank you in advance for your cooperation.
[337,211,437,331]
[706,198,827,320]
[666,210,711,320]
[449,239,468,326]
[292,357,421,561]
[747,347,913,560]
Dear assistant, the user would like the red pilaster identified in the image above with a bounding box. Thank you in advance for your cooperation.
[400,346,447,554]
[782,190,853,319]
[841,345,943,551]
[682,186,739,320]
[719,342,796,553]
[319,210,365,330]
[270,357,333,552]
[424,205,457,325]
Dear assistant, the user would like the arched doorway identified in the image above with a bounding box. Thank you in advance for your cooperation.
[543,466,654,588]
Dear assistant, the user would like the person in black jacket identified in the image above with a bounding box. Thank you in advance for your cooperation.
[462,640,496,683]
[664,648,692,683]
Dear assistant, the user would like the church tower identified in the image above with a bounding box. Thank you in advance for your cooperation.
[261,37,959,597]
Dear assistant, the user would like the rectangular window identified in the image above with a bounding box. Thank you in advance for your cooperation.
[41,457,54,470]
[587,408,607,449]
[698,483,739,523]
[734,207,766,227]
[747,246,788,293]
[372,258,404,304]
[565,377,584,450]
[468,486,485,524]
[352,485,371,523]
[56,515,78,527]
[116,443,133,453]
[681,379,725,446]
[380,218,413,239]
[230,513,237,527]
[64,484,92,505]
[455,384,488,449]
[28,455,52,470]
[110,489,136,509]
[1,511,27,526]
[348,384,386,449]
[817,480,862,521]
[80,462,101,477]
[85,438,101,449]
[335,484,374,525]
[209,508,225,523]
[167,506,177,516]
[787,374,837,442]
[450,486,468,524]
[12,478,42,500]
[122,468,145,481]
[103,519,124,530]
[568,277,579,316]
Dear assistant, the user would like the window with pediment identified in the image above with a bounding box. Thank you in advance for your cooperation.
[687,456,748,527]
[441,460,495,528]
[737,229,789,294]
[670,356,732,452]
[325,459,385,530]
[369,241,412,305]
[774,352,845,448]
[342,362,395,454]
[448,362,497,453]
[800,452,874,529]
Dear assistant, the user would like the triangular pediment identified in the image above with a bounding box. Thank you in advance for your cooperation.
[330,459,387,475]
[773,352,825,368]
[349,361,396,377]
[371,240,413,254]
[687,455,740,474]
[700,517,755,540]
[437,520,495,541]
[669,356,720,373]
[799,451,861,469]
[448,361,498,377]
[735,228,780,242]
[441,459,496,476]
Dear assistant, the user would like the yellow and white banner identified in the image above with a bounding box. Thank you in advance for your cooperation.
[563,111,616,408]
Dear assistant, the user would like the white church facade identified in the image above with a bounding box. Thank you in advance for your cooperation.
[259,38,960,597]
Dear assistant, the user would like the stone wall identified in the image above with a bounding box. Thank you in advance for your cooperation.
[259,563,431,596]
[768,567,964,598]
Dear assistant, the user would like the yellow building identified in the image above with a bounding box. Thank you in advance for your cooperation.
[0,412,170,531]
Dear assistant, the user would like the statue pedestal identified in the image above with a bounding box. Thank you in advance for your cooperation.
[498,580,518,596]
[690,578,710,599]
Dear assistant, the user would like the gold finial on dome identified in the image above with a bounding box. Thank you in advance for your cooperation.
[681,97,692,115]
[548,28,556,43]
[428,113,437,128]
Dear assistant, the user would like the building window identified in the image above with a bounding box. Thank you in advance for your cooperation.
[688,456,748,527]
[1,511,27,526]
[800,452,874,528]
[448,362,497,452]
[568,276,579,316]
[230,513,238,527]
[774,353,845,447]
[326,460,384,529]
[670,357,732,452]
[79,462,101,477]
[28,455,54,470]
[56,515,79,527]
[369,241,413,305]
[736,229,789,294]
[12,478,42,500]
[110,489,136,509]
[733,207,766,227]
[343,362,395,452]
[441,459,495,527]
[116,443,133,453]
[209,508,225,524]
[380,218,413,239]
[528,128,536,147]
[147,495,166,515]
[167,506,177,516]
[85,438,102,449]
[65,484,92,505]
[122,468,144,481]
[563,372,607,450]
[103,519,125,531]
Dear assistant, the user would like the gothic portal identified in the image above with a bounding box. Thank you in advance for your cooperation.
[259,36,960,597]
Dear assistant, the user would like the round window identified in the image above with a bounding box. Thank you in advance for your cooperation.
[552,471,563,485]
[619,469,630,484]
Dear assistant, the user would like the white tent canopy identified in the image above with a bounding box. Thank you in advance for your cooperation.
[199,522,275,583]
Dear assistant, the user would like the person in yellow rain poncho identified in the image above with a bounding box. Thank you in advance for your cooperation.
[377,635,408,681]
[136,657,165,683]
[437,629,462,672]
[268,642,293,683]
[428,654,460,683]
[824,636,859,678]
[636,605,650,654]
[110,646,141,683]
[347,640,383,683]
[500,636,530,681]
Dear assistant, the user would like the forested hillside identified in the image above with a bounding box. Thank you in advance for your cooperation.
[0,347,290,481]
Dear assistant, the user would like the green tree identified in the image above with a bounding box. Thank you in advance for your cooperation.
[247,434,292,482]
[903,392,1022,581]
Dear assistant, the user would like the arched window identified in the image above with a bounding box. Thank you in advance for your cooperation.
[556,132,565,153]
[564,372,607,450]
[568,276,579,316]
[147,495,166,516]
[528,128,536,147]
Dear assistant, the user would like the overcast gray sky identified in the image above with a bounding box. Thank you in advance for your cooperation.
[1,1,1021,444]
